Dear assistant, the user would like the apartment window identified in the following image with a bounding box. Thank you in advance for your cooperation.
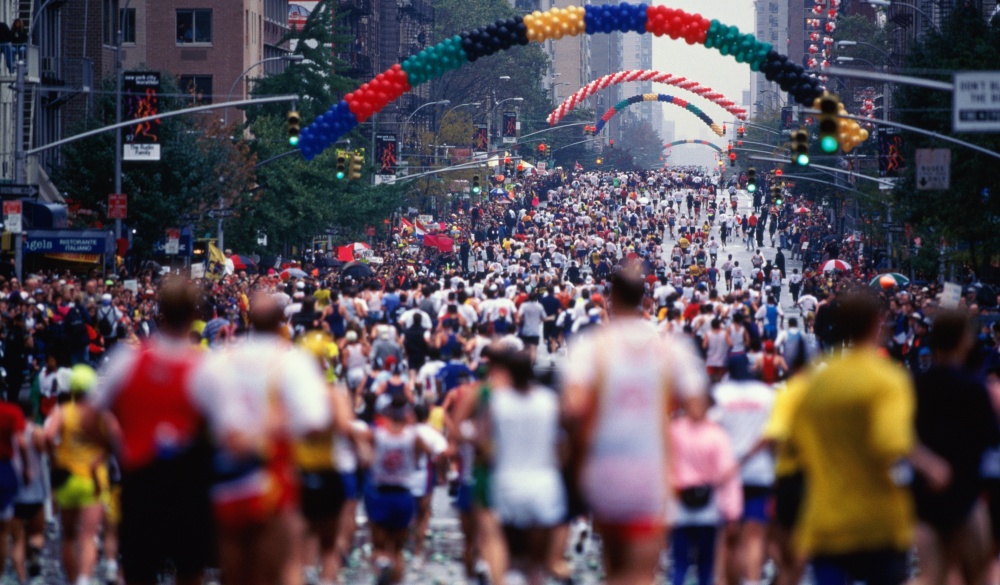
[178,75,212,103]
[120,8,136,44]
[102,0,119,46]
[177,9,212,44]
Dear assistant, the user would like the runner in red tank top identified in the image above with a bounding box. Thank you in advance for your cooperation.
[753,340,789,385]
[89,278,214,585]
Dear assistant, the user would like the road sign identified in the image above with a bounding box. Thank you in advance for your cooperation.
[887,226,905,233]
[3,200,21,234]
[108,194,128,219]
[165,228,180,255]
[0,184,37,198]
[208,209,234,219]
[953,72,1000,132]
[915,148,951,190]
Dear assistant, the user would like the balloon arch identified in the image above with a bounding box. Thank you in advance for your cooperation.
[297,3,843,160]
[549,70,747,126]
[595,93,724,136]
[665,139,724,153]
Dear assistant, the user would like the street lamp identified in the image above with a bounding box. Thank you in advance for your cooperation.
[400,99,451,158]
[862,0,942,34]
[442,102,482,120]
[835,55,881,69]
[224,54,305,125]
[836,40,895,65]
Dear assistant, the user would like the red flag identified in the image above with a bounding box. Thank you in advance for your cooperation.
[422,234,454,253]
[337,245,355,262]
[574,161,583,171]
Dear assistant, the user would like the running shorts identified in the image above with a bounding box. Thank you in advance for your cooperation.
[340,470,359,500]
[54,474,102,509]
[0,461,16,519]
[300,470,346,521]
[773,473,804,530]
[365,485,415,530]
[742,484,772,523]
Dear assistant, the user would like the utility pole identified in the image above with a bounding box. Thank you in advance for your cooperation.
[114,2,131,245]
[12,57,26,281]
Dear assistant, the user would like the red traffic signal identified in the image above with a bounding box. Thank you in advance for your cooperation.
[738,125,745,138]
[517,162,525,171]
[538,143,547,153]
[775,169,783,177]
[609,139,615,148]
[504,156,512,165]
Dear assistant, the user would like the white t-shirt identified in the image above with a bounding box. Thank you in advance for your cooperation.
[711,379,776,486]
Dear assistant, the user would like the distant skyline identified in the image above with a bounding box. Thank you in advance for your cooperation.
[649,0,755,169]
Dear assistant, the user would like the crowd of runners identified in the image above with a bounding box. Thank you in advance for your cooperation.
[0,166,997,585]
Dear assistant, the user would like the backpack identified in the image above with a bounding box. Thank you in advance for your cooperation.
[98,307,115,338]
[65,307,89,343]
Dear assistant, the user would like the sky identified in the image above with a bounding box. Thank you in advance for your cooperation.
[648,0,755,169]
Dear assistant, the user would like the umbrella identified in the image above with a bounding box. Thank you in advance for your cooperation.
[870,272,910,289]
[638,197,650,205]
[280,267,309,280]
[342,261,374,280]
[822,259,851,272]
[794,206,811,214]
[489,188,506,197]
[229,254,257,271]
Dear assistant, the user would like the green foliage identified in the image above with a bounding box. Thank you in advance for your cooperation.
[247,0,357,124]
[52,75,255,256]
[226,115,405,253]
[892,4,1000,278]
[622,121,665,169]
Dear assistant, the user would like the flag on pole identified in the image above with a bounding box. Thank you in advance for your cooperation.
[574,161,583,171]
[207,242,227,281]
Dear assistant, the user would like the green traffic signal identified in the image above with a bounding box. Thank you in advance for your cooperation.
[795,153,810,166]
[289,136,300,146]
[747,183,756,193]
[820,135,838,153]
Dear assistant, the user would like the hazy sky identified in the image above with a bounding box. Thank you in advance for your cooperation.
[647,0,755,169]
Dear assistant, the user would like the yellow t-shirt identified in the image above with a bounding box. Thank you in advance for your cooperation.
[789,347,914,557]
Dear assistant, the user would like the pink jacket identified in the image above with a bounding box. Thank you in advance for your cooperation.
[670,416,743,522]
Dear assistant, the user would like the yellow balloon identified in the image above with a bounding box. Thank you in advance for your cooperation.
[859,128,869,141]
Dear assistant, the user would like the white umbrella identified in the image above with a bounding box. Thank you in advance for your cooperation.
[822,259,851,272]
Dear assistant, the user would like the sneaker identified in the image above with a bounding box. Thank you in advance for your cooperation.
[375,559,393,585]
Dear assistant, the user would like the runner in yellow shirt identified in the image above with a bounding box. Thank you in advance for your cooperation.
[788,291,928,585]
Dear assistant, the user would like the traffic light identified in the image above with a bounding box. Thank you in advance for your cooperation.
[775,169,783,177]
[516,162,525,177]
[817,93,840,153]
[596,157,603,165]
[287,111,301,146]
[504,156,512,173]
[771,184,782,206]
[335,151,347,180]
[584,125,594,135]
[729,151,737,167]
[348,153,364,180]
[472,175,481,194]
[747,168,757,193]
[791,129,810,166]
[737,125,745,139]
[609,139,614,148]
[538,143,548,155]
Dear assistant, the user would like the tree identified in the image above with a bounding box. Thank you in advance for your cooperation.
[892,4,1000,280]
[53,75,255,256]
[429,0,553,140]
[621,120,665,169]
[232,0,406,253]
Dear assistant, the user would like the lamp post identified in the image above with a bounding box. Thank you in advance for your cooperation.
[862,0,942,34]
[224,54,305,125]
[400,100,450,159]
